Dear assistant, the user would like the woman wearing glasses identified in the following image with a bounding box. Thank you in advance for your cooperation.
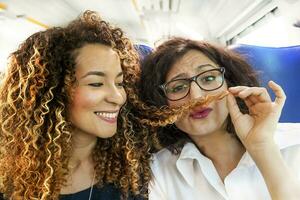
[138,38,300,200]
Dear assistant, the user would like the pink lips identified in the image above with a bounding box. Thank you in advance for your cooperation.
[190,107,212,119]
[96,115,117,124]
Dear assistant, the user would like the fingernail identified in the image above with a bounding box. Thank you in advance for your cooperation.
[269,80,275,85]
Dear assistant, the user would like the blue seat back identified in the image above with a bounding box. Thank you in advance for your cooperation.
[232,44,300,122]
[134,44,153,61]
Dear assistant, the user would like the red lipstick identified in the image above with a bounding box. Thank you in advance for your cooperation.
[190,107,212,119]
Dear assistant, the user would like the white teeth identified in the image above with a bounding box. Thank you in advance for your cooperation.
[95,112,118,119]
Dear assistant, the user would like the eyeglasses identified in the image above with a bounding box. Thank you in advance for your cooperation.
[160,67,225,101]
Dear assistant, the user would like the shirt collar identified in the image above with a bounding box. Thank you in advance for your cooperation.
[175,123,300,187]
[176,142,204,187]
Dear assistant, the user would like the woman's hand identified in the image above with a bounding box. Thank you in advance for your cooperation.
[226,81,286,151]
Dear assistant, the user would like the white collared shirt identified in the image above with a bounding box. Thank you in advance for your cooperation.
[149,123,300,200]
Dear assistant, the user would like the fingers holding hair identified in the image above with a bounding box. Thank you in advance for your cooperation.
[229,86,271,103]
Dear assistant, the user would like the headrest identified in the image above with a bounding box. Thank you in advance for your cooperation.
[134,44,153,61]
[232,44,300,122]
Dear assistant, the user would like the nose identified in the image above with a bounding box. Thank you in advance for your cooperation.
[105,85,126,106]
[189,81,204,99]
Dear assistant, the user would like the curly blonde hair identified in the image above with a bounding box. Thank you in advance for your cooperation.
[0,11,152,199]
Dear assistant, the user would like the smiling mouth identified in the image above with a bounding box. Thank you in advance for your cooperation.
[94,111,119,123]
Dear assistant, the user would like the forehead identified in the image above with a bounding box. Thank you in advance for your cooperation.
[167,49,216,79]
[74,43,121,75]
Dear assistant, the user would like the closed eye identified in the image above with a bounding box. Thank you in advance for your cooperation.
[88,83,103,87]
[171,85,188,93]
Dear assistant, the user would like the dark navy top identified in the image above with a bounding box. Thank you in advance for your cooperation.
[0,184,144,200]
[60,183,121,200]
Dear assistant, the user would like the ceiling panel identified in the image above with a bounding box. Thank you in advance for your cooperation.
[0,0,277,43]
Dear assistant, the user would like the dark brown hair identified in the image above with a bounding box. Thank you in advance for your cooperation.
[138,37,260,153]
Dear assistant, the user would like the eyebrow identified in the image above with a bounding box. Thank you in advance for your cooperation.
[196,64,218,71]
[80,71,123,79]
[170,73,187,81]
[170,64,217,81]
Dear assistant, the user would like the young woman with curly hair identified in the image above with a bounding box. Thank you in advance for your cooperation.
[137,38,300,200]
[0,11,152,200]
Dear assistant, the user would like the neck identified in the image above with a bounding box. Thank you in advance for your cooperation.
[69,128,97,171]
[60,129,97,194]
[190,129,245,180]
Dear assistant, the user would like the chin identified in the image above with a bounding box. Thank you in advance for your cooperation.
[96,129,117,138]
[180,123,217,136]
[186,127,210,136]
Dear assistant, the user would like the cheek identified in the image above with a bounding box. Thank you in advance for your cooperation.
[214,98,229,118]
[212,82,228,115]
[71,88,102,110]
[167,99,187,107]
[174,117,186,130]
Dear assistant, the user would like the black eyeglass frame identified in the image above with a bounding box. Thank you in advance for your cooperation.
[159,67,226,101]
